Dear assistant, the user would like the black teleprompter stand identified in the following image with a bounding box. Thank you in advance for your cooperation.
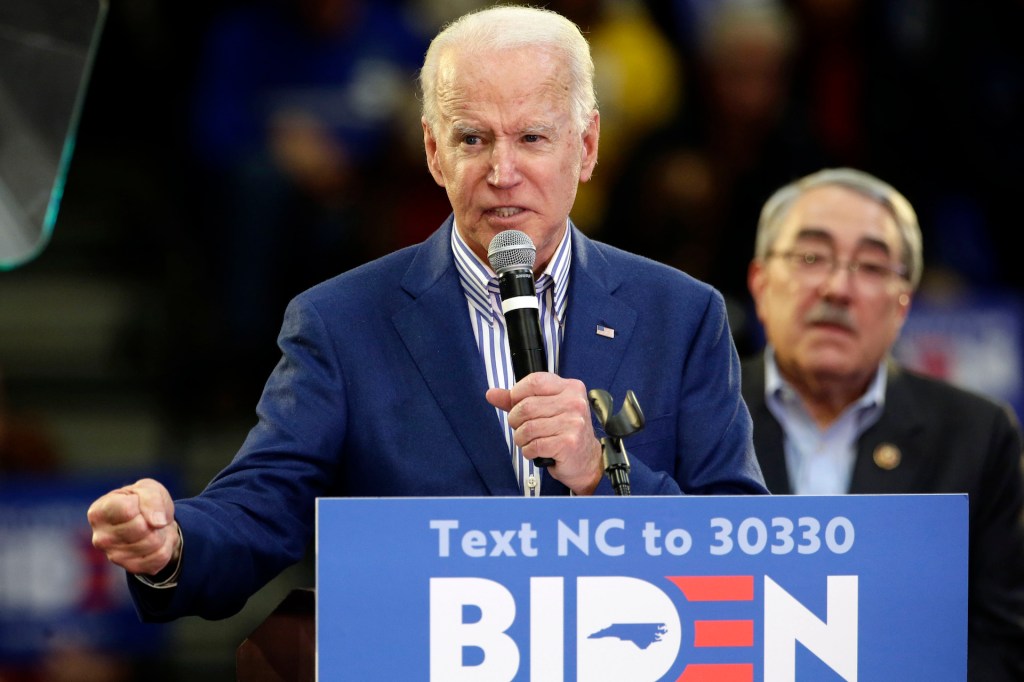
[588,389,645,497]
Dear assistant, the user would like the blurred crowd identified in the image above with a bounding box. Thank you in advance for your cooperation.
[3,0,1023,678]
[53,0,1023,418]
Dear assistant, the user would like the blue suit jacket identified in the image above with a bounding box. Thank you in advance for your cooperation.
[133,218,767,620]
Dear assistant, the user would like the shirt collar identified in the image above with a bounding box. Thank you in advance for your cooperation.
[451,221,572,321]
[764,346,887,415]
[451,224,493,316]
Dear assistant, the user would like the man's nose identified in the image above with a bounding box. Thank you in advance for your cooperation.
[487,143,522,187]
[819,260,855,297]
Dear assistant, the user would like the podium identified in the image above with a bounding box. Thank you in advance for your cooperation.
[242,494,968,681]
[236,588,315,682]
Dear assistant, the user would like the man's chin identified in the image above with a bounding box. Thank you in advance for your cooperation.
[798,340,860,372]
[802,351,863,380]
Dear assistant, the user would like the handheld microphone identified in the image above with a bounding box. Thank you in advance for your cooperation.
[487,229,554,468]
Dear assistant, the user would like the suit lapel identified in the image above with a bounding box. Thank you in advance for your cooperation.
[849,366,926,493]
[751,408,791,494]
[393,220,520,495]
[540,230,636,496]
[742,356,793,494]
[559,229,637,400]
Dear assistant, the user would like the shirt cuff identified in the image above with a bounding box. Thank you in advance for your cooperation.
[134,524,183,590]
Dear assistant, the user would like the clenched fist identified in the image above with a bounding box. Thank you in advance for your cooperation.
[87,477,180,577]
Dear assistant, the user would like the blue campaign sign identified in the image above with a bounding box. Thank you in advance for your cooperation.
[0,474,171,665]
[894,293,1024,421]
[316,494,967,681]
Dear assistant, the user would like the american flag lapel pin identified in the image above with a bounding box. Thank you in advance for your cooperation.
[596,324,615,339]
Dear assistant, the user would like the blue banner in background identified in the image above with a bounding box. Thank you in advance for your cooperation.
[317,494,967,681]
[895,293,1024,421]
[0,475,169,664]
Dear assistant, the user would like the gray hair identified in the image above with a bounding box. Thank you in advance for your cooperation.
[697,0,797,61]
[418,5,597,136]
[754,167,924,289]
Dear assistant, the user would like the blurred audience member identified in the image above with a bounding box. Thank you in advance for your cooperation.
[742,167,1024,681]
[0,371,139,682]
[785,0,1023,297]
[787,0,871,164]
[543,0,683,231]
[599,0,830,352]
[184,0,429,411]
[0,370,59,475]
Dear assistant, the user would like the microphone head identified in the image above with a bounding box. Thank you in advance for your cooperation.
[487,229,536,273]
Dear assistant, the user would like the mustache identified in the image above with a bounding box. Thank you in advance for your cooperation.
[804,302,855,331]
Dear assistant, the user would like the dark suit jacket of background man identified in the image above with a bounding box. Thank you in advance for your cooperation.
[127,217,768,621]
[742,353,1024,680]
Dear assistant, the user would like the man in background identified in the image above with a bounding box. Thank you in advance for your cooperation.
[743,166,1024,679]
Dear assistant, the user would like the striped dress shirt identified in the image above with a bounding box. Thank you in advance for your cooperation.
[452,224,571,496]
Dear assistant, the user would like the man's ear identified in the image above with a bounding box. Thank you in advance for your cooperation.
[578,111,600,183]
[748,259,765,302]
[422,117,445,187]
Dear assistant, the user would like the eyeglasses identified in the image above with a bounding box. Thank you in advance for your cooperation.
[766,249,908,289]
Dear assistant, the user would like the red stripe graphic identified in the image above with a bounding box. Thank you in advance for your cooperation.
[666,575,754,601]
[676,663,754,681]
[693,619,754,647]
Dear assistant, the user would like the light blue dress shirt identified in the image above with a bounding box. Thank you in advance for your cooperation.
[763,348,887,494]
